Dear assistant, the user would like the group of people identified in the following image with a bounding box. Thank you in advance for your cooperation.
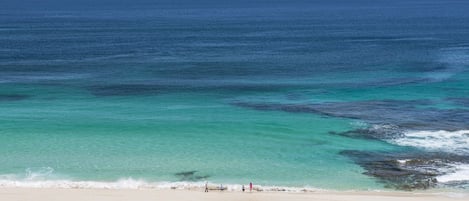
[204,182,253,192]
[242,182,253,192]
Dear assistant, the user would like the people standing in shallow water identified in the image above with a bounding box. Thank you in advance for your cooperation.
[205,182,208,192]
[249,182,253,192]
[242,185,245,192]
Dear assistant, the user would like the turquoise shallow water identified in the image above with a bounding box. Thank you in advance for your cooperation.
[0,84,395,189]
[1,0,469,191]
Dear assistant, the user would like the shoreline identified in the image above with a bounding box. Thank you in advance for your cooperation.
[0,187,467,201]
[0,178,367,192]
[1,178,467,193]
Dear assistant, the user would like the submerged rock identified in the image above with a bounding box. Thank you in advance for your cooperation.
[341,150,469,190]
[0,94,30,102]
[329,124,404,140]
[231,99,469,131]
[88,84,160,97]
[447,97,469,107]
[174,170,209,181]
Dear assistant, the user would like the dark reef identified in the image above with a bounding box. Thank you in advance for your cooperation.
[341,150,469,190]
[0,94,30,102]
[231,99,469,131]
[175,170,209,181]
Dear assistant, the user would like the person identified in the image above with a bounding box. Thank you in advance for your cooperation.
[242,185,245,192]
[220,184,224,191]
[249,182,253,192]
[205,182,208,192]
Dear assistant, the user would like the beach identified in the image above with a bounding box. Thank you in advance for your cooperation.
[1,188,468,201]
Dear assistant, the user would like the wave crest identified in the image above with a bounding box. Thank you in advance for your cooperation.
[391,130,469,155]
[0,177,322,192]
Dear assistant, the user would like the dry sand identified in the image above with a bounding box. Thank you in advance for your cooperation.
[0,188,467,201]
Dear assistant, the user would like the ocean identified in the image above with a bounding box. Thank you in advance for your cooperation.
[1,0,469,191]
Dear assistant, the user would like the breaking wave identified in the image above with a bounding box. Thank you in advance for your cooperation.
[391,130,469,155]
[0,178,322,192]
[436,164,469,183]
[385,129,469,185]
[0,168,322,192]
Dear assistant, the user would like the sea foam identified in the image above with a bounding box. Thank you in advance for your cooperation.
[436,164,469,183]
[0,169,322,192]
[386,129,469,184]
[0,178,323,192]
[391,130,469,155]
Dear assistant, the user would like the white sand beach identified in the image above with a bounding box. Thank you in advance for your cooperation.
[0,188,467,201]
